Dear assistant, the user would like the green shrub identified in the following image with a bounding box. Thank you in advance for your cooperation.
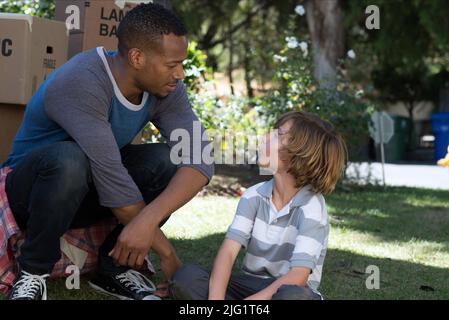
[0,0,55,18]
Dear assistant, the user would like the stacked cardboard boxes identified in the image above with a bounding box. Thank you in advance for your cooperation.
[0,14,68,163]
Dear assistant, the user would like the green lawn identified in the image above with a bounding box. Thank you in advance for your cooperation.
[40,184,449,300]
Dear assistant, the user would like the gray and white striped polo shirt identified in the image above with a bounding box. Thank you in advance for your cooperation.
[225,179,329,292]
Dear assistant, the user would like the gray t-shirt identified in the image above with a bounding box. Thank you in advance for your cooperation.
[4,47,214,208]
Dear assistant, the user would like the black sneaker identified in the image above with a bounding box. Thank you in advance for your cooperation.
[88,269,160,300]
[7,271,49,300]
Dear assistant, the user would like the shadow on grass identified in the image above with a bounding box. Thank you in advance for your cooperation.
[169,233,449,300]
[6,184,449,300]
[322,248,449,300]
[327,185,449,249]
[14,232,447,300]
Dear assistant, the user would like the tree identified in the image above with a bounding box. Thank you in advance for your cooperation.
[305,0,345,89]
[343,0,449,151]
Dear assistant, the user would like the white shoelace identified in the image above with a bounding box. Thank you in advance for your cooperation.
[115,269,156,294]
[11,271,49,300]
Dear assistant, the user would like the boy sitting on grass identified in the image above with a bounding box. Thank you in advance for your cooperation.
[169,111,347,300]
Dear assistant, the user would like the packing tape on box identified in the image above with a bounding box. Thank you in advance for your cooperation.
[114,0,153,9]
[0,13,33,31]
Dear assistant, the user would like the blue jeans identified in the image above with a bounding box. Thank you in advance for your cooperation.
[5,141,177,275]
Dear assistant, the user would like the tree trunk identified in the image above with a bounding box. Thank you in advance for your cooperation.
[406,101,416,151]
[243,12,254,98]
[244,41,254,98]
[228,23,235,95]
[305,0,344,89]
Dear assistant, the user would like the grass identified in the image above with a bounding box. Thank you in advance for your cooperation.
[6,184,449,300]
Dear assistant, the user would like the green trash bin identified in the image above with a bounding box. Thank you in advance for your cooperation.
[375,115,412,163]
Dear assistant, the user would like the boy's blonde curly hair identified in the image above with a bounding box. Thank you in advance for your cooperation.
[275,111,348,194]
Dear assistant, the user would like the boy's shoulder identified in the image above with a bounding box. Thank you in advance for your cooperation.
[296,189,328,225]
[240,180,268,200]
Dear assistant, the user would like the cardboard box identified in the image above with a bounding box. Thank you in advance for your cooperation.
[0,14,69,105]
[0,104,25,163]
[55,0,143,59]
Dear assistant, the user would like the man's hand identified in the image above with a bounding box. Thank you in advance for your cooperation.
[109,213,156,268]
[109,167,208,269]
[160,251,182,281]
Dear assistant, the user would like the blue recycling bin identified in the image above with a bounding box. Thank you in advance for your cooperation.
[431,113,449,161]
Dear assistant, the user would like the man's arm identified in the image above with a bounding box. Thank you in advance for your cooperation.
[151,80,214,182]
[111,81,213,268]
[112,166,207,225]
[44,68,144,209]
[110,166,207,269]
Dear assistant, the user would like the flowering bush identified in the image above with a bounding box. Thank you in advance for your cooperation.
[143,5,373,162]
[253,8,373,160]
[182,41,212,93]
[141,41,262,144]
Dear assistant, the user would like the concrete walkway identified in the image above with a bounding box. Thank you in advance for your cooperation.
[346,162,449,190]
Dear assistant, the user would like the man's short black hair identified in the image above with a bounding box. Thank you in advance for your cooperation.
[117,3,187,56]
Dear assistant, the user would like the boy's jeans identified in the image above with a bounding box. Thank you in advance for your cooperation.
[5,141,177,275]
[169,264,322,300]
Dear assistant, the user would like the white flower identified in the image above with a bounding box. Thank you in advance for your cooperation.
[299,41,308,57]
[273,54,287,62]
[185,65,201,78]
[347,49,356,59]
[291,83,298,93]
[295,5,305,16]
[286,36,299,49]
[355,90,364,99]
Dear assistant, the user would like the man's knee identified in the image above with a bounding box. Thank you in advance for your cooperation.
[128,143,177,191]
[272,285,321,300]
[151,143,177,181]
[42,142,90,191]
